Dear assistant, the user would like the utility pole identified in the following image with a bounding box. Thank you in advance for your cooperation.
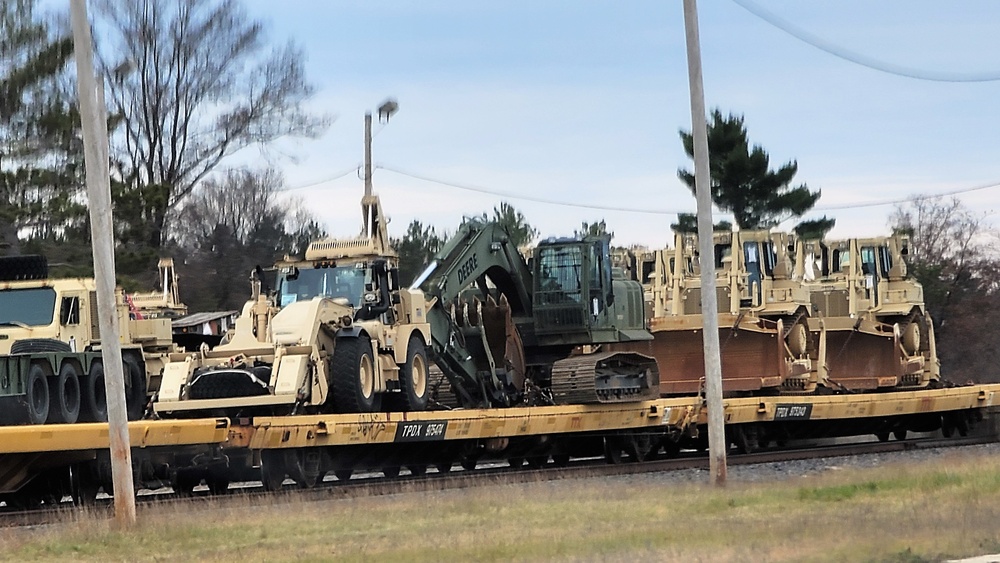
[682,0,728,486]
[70,0,137,525]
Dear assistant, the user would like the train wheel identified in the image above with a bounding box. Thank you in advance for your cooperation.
[81,361,107,422]
[460,460,477,471]
[260,450,286,491]
[603,439,624,464]
[893,429,908,441]
[331,336,381,413]
[526,455,549,469]
[436,462,454,473]
[407,465,427,477]
[49,362,81,424]
[206,476,230,495]
[397,337,429,411]
[663,439,682,458]
[70,465,100,506]
[507,457,525,469]
[875,431,891,442]
[624,433,654,462]
[173,472,201,496]
[123,356,147,421]
[25,364,50,425]
[731,425,761,454]
[382,466,401,478]
[284,449,320,488]
[334,469,353,482]
[551,454,570,467]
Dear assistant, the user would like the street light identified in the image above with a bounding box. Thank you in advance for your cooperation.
[364,97,398,197]
[362,99,397,250]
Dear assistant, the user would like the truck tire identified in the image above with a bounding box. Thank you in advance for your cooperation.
[11,338,72,355]
[49,362,81,424]
[123,356,147,421]
[81,361,107,422]
[25,364,50,425]
[389,336,429,411]
[331,335,381,413]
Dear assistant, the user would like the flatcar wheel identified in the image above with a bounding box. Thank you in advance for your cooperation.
[260,450,286,491]
[603,439,624,464]
[70,466,100,507]
[207,475,230,495]
[663,439,682,458]
[893,429,907,441]
[334,469,353,482]
[460,460,477,471]
[507,457,525,469]
[623,433,653,462]
[875,431,891,442]
[436,462,454,473]
[284,449,320,488]
[173,472,201,496]
[382,466,401,478]
[526,455,549,469]
[551,454,570,467]
[407,465,427,477]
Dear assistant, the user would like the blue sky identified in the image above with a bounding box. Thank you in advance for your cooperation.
[236,0,1000,247]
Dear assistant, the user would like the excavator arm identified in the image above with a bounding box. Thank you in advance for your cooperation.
[413,220,534,407]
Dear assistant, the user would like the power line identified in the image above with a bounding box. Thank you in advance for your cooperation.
[731,0,1000,83]
[814,180,1000,211]
[379,165,688,215]
[280,164,361,192]
[381,163,1000,215]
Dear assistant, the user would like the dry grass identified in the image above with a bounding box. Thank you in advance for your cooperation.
[3,452,1000,562]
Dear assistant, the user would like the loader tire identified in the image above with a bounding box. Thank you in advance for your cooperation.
[81,361,107,422]
[331,335,381,413]
[385,336,429,412]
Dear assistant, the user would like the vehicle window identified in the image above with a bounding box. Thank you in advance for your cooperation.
[0,288,57,326]
[537,246,583,304]
[60,296,80,325]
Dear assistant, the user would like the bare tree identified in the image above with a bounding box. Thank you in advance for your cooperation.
[890,196,1000,382]
[96,0,328,248]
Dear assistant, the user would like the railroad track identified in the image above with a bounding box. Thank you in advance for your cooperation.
[3,434,995,529]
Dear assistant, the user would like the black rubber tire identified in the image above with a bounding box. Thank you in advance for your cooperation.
[123,355,147,421]
[25,363,50,425]
[0,254,48,281]
[49,362,81,424]
[331,335,381,413]
[81,361,108,422]
[11,338,72,355]
[394,337,429,411]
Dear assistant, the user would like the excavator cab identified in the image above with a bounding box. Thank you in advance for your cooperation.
[531,235,648,345]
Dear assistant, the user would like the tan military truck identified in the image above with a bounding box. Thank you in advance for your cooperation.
[0,255,177,423]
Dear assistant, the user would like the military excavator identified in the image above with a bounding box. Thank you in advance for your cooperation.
[414,220,659,408]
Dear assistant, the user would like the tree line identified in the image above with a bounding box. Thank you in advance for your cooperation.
[1,0,326,311]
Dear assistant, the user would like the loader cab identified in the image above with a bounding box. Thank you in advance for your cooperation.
[276,263,368,309]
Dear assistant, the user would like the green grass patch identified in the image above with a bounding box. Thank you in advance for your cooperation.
[4,452,1000,562]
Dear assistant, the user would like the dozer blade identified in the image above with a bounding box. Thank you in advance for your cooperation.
[549,352,660,404]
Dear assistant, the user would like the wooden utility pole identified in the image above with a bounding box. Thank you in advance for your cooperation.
[682,0,728,485]
[70,0,137,526]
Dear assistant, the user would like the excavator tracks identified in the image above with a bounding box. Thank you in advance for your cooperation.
[548,352,660,404]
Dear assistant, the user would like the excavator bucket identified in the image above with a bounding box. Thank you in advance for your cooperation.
[452,294,527,394]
